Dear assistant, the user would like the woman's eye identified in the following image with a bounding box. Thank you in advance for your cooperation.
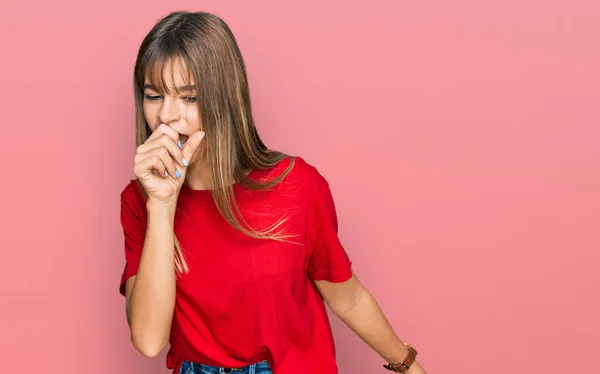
[145,95,162,101]
[183,96,197,103]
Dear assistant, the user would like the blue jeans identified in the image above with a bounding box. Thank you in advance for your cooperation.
[179,360,273,374]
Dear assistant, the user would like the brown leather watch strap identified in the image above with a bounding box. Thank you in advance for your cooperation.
[383,342,418,373]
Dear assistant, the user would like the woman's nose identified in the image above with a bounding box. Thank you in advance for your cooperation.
[158,96,181,124]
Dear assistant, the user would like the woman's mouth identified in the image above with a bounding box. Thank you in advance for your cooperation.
[179,134,189,147]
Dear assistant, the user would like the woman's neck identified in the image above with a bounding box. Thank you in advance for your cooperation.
[184,161,213,190]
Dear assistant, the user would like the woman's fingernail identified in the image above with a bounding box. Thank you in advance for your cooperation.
[182,157,189,167]
[165,171,169,177]
[175,170,181,178]
[178,140,183,149]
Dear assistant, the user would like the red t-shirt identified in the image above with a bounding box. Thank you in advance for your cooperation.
[118,156,353,374]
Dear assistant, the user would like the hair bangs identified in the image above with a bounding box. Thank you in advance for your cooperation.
[137,48,195,95]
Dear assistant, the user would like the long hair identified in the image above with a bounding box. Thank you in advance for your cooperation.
[133,11,295,274]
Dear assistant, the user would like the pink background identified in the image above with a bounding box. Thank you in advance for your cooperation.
[1,0,599,372]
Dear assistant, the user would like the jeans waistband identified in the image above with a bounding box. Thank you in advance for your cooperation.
[179,360,271,374]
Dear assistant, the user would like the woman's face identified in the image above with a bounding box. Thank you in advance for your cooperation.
[142,59,203,163]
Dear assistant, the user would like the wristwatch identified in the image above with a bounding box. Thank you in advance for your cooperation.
[383,341,418,373]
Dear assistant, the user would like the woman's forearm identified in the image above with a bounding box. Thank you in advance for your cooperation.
[128,200,177,357]
[333,287,410,364]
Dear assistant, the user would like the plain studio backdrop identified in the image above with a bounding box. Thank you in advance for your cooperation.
[0,0,598,373]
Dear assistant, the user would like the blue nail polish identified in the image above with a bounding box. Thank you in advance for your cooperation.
[182,157,189,167]
[175,170,181,178]
[178,140,183,149]
[165,171,169,177]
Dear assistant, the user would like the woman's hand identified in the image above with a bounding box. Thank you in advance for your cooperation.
[406,361,427,374]
[134,124,205,203]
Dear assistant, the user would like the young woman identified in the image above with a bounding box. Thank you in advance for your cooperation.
[119,10,427,374]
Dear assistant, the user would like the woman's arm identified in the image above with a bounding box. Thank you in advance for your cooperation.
[314,273,426,374]
[126,200,177,358]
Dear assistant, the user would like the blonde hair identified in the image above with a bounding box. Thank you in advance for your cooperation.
[133,11,295,274]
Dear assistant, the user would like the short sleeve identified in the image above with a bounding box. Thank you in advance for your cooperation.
[307,175,353,283]
[118,180,147,296]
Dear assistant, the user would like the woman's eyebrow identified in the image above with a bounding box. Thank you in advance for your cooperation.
[142,83,196,91]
